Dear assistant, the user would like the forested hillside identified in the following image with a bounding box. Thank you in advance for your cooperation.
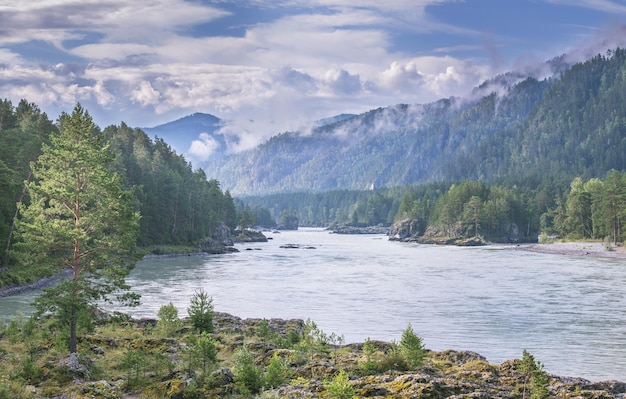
[0,106,237,286]
[206,49,626,196]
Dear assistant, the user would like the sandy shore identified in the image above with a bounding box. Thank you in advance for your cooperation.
[516,241,626,258]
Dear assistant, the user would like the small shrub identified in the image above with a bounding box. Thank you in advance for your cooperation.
[157,303,182,336]
[120,348,145,389]
[517,349,549,399]
[359,338,379,375]
[378,347,408,372]
[233,347,263,395]
[186,332,217,381]
[21,357,42,384]
[263,353,289,389]
[257,319,272,338]
[187,289,214,333]
[324,369,355,399]
[399,323,426,369]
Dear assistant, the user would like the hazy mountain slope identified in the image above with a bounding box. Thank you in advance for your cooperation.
[202,49,626,195]
[142,112,224,157]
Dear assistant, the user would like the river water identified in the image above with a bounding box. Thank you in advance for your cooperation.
[1,228,625,382]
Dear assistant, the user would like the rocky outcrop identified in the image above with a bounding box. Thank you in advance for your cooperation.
[20,313,623,399]
[389,219,487,246]
[197,222,239,254]
[388,218,425,241]
[232,229,268,243]
[330,225,390,234]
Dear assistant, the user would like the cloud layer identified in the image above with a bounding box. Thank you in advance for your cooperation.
[1,0,626,154]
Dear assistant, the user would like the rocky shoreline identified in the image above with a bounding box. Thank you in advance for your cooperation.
[10,312,623,398]
[0,268,72,298]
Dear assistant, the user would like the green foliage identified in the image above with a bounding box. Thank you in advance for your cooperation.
[120,348,145,389]
[0,375,35,399]
[378,342,409,372]
[233,347,263,395]
[185,332,217,381]
[263,353,289,389]
[187,289,214,333]
[537,232,555,244]
[546,171,626,243]
[517,349,550,399]
[14,104,140,353]
[359,337,380,375]
[157,303,182,335]
[399,323,426,369]
[296,319,331,358]
[324,369,355,399]
[207,49,626,197]
[103,122,237,247]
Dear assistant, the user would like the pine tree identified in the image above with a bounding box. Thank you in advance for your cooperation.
[14,104,140,354]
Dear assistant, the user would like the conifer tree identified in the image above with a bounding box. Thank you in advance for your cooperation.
[14,104,140,354]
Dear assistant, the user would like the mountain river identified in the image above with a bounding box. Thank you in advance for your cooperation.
[1,228,625,382]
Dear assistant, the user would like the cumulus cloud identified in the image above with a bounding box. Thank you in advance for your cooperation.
[1,0,625,151]
[131,81,160,107]
[188,133,221,160]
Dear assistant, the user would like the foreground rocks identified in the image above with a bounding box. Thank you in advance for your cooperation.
[7,312,623,398]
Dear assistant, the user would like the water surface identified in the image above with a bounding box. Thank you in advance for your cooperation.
[2,228,625,382]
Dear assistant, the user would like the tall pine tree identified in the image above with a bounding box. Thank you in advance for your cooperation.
[14,104,140,353]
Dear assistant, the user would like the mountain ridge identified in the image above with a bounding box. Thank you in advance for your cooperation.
[147,49,626,196]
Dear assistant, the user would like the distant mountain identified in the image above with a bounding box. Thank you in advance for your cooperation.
[312,113,357,127]
[197,49,626,195]
[142,113,224,159]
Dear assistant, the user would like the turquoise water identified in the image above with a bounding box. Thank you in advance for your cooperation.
[2,228,625,382]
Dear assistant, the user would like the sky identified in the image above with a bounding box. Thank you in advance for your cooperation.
[2,0,626,154]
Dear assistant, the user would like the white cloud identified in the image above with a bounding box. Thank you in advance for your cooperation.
[188,133,220,160]
[0,49,23,64]
[131,81,160,106]
[1,0,625,151]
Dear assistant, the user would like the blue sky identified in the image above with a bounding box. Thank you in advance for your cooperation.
[1,0,626,156]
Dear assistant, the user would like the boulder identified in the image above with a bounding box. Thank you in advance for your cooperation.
[388,218,424,241]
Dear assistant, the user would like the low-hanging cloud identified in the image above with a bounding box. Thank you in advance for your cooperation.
[1,0,625,149]
[188,133,221,161]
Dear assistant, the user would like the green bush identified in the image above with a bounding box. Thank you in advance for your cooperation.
[399,324,426,369]
[359,338,379,375]
[187,289,214,333]
[186,332,217,381]
[517,349,549,399]
[324,369,354,399]
[233,347,263,395]
[538,232,555,244]
[378,344,409,373]
[263,353,289,389]
[157,303,182,336]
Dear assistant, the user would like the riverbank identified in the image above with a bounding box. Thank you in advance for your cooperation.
[1,312,624,399]
[515,241,626,259]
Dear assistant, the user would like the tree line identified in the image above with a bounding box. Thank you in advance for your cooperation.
[242,172,626,244]
[0,101,238,288]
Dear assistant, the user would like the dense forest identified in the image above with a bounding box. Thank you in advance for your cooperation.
[241,170,626,245]
[2,49,626,285]
[206,49,626,196]
[0,102,237,286]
